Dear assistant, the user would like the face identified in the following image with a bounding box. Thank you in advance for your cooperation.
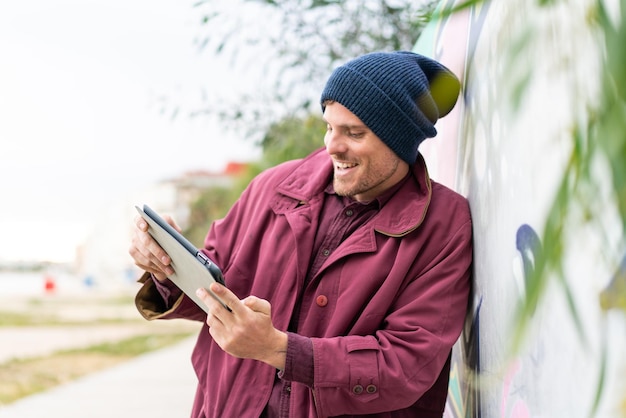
[323,101,409,202]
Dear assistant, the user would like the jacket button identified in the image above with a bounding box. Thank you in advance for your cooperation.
[316,295,328,307]
[352,384,364,394]
[366,384,377,394]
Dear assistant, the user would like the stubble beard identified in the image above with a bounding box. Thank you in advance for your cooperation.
[333,157,400,199]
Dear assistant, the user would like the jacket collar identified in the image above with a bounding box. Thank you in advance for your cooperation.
[274,148,432,236]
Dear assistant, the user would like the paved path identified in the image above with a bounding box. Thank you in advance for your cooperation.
[0,324,186,363]
[0,336,198,418]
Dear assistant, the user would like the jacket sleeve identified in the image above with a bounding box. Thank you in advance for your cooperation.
[135,164,290,323]
[310,217,472,417]
[134,272,207,322]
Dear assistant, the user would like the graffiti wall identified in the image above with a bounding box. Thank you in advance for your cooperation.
[414,0,626,416]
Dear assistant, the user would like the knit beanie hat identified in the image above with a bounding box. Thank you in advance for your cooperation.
[320,51,461,164]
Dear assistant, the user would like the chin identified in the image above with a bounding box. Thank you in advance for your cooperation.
[333,181,353,198]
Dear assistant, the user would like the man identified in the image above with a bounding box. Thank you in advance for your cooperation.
[129,51,472,418]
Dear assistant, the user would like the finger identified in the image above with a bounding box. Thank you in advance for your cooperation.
[129,224,174,277]
[133,215,169,264]
[128,246,169,281]
[137,231,171,267]
[196,285,237,315]
[242,296,271,315]
[134,215,149,232]
[205,309,221,328]
[130,234,164,269]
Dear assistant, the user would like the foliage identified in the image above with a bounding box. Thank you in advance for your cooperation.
[595,0,626,246]
[511,0,626,343]
[183,114,327,244]
[258,113,327,167]
[184,185,238,246]
[500,0,626,413]
[191,0,435,138]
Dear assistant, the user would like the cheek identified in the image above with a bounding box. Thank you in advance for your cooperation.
[367,150,400,177]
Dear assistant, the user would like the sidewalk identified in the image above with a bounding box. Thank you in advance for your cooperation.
[0,323,189,363]
[0,336,198,418]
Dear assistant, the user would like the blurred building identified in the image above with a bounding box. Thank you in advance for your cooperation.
[75,162,248,292]
[159,162,249,230]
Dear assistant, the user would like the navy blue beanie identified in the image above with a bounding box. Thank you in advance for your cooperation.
[320,51,461,164]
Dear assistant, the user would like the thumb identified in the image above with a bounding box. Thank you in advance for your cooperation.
[242,295,271,315]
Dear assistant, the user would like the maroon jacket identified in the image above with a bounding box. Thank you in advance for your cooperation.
[136,148,472,417]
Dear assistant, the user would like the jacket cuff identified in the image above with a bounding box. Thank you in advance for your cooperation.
[134,272,184,320]
[279,332,314,387]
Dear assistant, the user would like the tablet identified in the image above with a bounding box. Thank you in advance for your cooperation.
[135,204,229,312]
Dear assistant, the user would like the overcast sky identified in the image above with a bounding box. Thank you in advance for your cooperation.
[0,0,261,263]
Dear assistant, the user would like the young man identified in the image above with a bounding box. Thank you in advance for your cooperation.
[129,51,472,417]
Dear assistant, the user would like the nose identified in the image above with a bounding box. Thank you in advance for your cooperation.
[324,129,347,155]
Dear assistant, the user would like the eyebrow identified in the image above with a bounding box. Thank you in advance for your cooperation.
[323,119,368,130]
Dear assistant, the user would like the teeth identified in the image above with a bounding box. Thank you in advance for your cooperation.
[337,162,357,169]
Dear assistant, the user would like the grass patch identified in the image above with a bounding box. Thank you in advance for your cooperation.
[0,311,62,327]
[60,333,189,357]
[0,332,193,406]
[0,310,146,327]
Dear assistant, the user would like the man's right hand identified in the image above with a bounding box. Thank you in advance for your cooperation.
[128,215,180,281]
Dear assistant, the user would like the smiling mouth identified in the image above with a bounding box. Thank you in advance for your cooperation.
[335,161,358,173]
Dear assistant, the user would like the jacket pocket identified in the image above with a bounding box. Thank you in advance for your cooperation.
[347,339,380,403]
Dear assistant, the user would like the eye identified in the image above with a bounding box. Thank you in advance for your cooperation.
[348,131,365,139]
